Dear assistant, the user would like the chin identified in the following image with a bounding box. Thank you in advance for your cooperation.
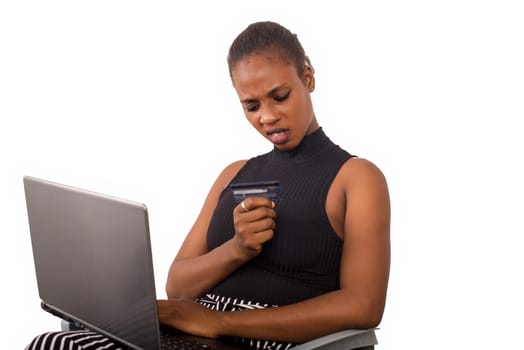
[273,141,296,151]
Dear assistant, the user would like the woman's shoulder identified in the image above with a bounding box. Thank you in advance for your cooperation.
[343,156,382,170]
[338,157,388,189]
[222,159,248,177]
[213,159,249,191]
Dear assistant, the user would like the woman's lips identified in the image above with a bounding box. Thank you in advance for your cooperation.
[267,129,289,144]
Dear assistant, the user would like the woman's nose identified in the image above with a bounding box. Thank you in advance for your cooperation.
[259,107,279,125]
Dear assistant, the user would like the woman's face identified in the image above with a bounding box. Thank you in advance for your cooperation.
[231,53,318,151]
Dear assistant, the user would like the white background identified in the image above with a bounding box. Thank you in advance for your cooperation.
[1,1,523,348]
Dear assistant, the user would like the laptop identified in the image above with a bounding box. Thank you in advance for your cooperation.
[23,175,247,350]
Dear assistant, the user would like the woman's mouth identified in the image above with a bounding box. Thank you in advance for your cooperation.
[267,129,290,144]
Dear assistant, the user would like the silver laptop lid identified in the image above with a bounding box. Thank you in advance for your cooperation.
[24,176,161,349]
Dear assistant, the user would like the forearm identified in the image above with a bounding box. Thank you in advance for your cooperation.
[218,290,383,343]
[166,239,249,299]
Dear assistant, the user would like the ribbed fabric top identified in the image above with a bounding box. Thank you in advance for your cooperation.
[206,128,354,306]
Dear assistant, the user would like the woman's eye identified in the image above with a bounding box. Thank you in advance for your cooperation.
[246,104,259,112]
[273,91,290,102]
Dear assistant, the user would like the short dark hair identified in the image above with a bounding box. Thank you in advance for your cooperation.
[227,21,311,80]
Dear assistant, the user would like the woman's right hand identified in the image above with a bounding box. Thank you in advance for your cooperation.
[232,196,276,259]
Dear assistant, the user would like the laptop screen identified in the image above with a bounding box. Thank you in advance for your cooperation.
[24,176,161,349]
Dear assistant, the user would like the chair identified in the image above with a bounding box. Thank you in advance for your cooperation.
[61,320,377,349]
[292,329,377,350]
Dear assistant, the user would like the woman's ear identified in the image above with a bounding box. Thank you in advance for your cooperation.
[304,63,315,92]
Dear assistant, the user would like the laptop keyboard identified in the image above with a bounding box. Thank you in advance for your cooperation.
[160,332,213,349]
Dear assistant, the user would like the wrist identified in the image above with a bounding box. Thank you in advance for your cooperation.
[227,236,258,263]
[216,307,233,337]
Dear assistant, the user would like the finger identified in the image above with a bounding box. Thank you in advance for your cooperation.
[237,207,276,222]
[236,197,275,212]
[248,217,276,233]
[157,299,168,310]
[235,216,275,238]
[254,229,275,243]
[245,229,274,250]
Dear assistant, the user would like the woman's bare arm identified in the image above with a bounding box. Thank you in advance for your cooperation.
[160,158,391,343]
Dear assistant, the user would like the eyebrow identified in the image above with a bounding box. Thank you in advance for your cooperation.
[240,84,290,104]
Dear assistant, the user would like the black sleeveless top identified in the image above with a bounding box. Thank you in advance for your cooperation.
[206,128,354,306]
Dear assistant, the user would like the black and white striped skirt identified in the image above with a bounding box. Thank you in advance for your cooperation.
[196,293,295,350]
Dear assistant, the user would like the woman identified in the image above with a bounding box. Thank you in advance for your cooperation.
[158,21,390,349]
[27,21,390,350]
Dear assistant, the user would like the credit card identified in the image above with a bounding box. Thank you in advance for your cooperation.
[230,180,282,203]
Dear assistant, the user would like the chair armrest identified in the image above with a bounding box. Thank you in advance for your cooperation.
[291,329,378,350]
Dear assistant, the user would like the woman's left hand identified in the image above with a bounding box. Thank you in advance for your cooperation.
[157,299,223,339]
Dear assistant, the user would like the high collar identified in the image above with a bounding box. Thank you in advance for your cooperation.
[268,127,335,162]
